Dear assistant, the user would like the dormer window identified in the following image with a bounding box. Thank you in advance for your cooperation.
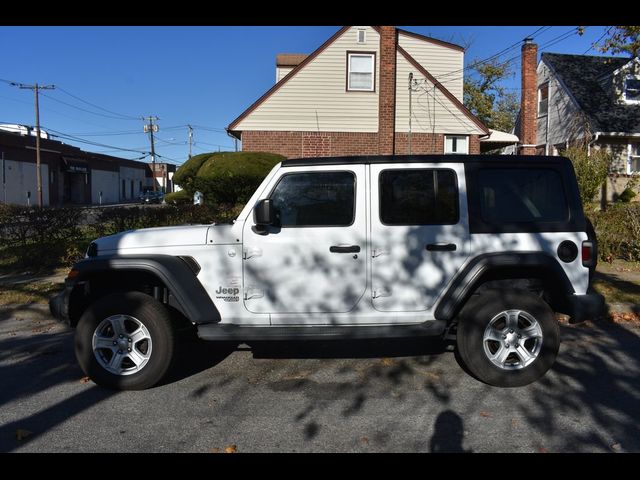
[624,76,640,104]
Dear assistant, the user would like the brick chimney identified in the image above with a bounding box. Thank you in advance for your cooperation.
[378,26,397,155]
[519,37,538,155]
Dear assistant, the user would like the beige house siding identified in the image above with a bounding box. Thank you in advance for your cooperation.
[394,51,484,135]
[398,32,464,100]
[234,26,380,133]
[276,66,294,83]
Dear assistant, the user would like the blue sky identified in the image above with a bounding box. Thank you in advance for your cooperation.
[0,26,609,164]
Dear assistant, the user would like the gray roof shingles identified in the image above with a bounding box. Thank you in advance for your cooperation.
[543,52,640,133]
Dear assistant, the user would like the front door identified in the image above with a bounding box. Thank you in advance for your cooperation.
[242,166,367,320]
[370,163,470,312]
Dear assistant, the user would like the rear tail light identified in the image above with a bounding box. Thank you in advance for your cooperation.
[582,241,594,267]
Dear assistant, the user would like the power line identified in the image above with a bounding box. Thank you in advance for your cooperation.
[39,91,140,121]
[43,126,150,154]
[583,27,612,55]
[56,86,141,120]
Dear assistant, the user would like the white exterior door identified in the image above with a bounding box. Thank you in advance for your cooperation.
[242,166,367,319]
[370,163,470,312]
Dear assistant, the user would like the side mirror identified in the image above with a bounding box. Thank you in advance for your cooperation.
[254,199,275,227]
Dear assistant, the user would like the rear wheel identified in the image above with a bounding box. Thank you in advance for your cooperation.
[456,290,560,387]
[75,292,175,390]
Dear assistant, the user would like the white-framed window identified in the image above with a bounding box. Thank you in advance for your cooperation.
[629,143,640,173]
[444,135,469,154]
[538,83,549,116]
[347,52,375,92]
[623,76,640,104]
[357,29,366,44]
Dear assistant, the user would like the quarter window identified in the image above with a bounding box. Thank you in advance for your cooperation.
[347,53,375,91]
[380,169,459,225]
[477,168,568,224]
[270,171,355,227]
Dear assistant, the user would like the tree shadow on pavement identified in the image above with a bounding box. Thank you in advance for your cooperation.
[524,318,640,452]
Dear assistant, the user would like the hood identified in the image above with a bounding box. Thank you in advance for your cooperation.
[94,224,236,254]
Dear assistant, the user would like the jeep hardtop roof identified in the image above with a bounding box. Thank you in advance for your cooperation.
[282,154,570,167]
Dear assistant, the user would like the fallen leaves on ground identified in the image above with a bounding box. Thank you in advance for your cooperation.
[611,443,622,452]
[15,429,32,441]
[380,358,397,366]
[224,444,238,453]
[360,436,369,445]
[537,447,548,453]
[79,376,90,384]
[479,411,490,418]
[607,311,640,325]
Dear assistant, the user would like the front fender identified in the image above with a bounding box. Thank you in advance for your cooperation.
[69,255,220,325]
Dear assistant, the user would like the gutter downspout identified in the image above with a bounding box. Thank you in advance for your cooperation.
[587,131,601,156]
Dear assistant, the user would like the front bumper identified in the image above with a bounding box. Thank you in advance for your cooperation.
[49,287,72,325]
[567,292,605,324]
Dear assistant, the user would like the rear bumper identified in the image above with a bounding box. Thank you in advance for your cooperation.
[49,287,72,325]
[567,293,605,324]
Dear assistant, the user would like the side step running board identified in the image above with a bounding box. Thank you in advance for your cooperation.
[197,321,446,342]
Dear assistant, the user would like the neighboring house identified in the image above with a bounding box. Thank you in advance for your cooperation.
[0,127,150,206]
[535,52,640,197]
[227,26,490,158]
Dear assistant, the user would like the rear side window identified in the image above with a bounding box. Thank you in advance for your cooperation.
[379,169,458,225]
[269,171,355,227]
[478,168,568,223]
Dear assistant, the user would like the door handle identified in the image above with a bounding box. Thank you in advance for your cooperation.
[330,245,361,253]
[426,243,457,252]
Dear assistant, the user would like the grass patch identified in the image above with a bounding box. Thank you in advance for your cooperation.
[0,281,63,306]
[592,259,640,305]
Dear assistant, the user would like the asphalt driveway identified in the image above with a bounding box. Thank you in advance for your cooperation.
[1,305,639,453]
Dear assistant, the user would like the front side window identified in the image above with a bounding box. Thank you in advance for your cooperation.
[444,135,469,154]
[270,171,355,227]
[477,168,568,224]
[347,53,375,91]
[538,83,549,116]
[629,143,640,173]
[624,77,640,103]
[379,169,459,225]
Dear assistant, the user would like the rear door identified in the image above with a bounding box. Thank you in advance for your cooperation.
[370,163,470,312]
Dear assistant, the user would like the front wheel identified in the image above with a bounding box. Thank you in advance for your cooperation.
[75,292,175,390]
[456,290,560,387]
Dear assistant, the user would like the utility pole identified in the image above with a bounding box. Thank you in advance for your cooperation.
[11,82,55,207]
[408,73,413,156]
[187,124,193,159]
[144,116,159,192]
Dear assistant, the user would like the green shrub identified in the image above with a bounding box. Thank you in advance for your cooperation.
[171,153,210,191]
[164,190,192,205]
[172,151,284,205]
[562,146,612,207]
[589,203,640,262]
[618,187,637,203]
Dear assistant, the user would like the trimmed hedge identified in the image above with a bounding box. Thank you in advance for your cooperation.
[173,151,284,205]
[164,190,191,205]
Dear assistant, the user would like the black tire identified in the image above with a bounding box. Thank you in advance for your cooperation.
[456,290,560,388]
[75,292,175,390]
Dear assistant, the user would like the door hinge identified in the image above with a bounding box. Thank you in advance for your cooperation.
[372,287,391,299]
[243,247,263,260]
[244,287,264,300]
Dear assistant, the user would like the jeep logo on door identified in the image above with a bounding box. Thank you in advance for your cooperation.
[215,286,240,302]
